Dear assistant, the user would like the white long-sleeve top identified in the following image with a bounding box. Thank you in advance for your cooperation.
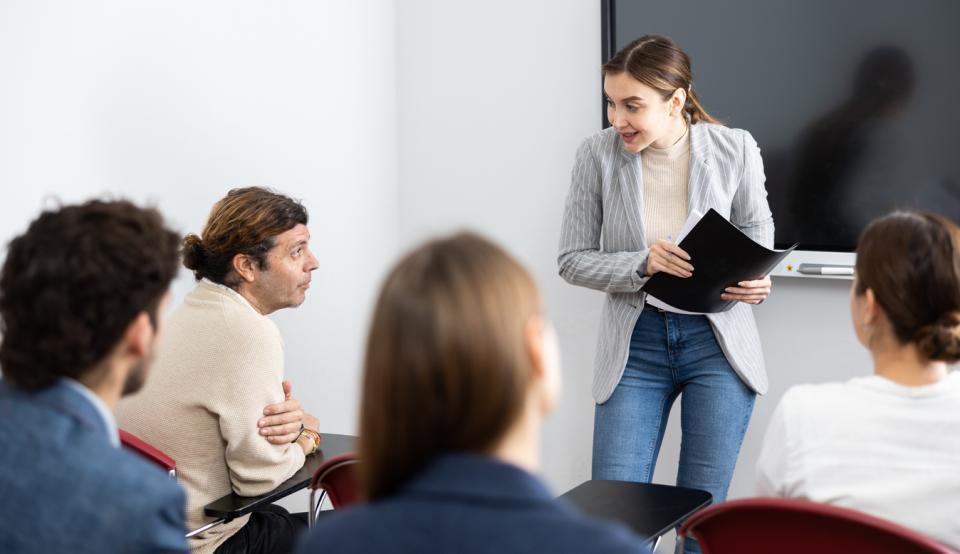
[756,372,960,548]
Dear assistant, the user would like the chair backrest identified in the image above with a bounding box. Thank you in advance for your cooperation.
[309,452,361,509]
[678,498,956,554]
[119,429,176,478]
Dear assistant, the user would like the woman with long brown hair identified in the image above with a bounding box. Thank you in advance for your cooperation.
[757,211,960,548]
[298,232,648,553]
[558,35,775,553]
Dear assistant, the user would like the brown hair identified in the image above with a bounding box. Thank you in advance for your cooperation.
[603,35,719,125]
[358,232,542,500]
[855,211,960,362]
[182,187,308,287]
[0,200,180,390]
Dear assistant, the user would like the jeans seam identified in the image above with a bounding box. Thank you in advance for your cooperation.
[665,314,680,384]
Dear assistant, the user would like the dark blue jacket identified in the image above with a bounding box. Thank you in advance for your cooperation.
[0,380,188,553]
[297,453,649,554]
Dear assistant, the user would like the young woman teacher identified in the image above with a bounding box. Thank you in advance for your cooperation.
[558,35,774,553]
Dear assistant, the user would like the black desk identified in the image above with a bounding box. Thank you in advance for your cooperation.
[204,433,356,522]
[561,480,712,541]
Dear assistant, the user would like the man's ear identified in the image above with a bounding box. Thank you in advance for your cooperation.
[122,312,153,358]
[232,253,258,284]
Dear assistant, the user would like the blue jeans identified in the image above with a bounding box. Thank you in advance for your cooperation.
[592,306,756,554]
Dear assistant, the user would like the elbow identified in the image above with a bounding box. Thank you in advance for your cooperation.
[557,252,580,285]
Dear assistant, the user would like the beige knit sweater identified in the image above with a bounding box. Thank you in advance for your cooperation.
[117,280,306,554]
[642,124,691,245]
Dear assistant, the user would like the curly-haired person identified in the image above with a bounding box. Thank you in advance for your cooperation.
[0,199,186,554]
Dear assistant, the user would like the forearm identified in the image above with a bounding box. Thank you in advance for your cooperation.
[558,248,649,293]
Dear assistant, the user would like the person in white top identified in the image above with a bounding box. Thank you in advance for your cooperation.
[756,210,960,548]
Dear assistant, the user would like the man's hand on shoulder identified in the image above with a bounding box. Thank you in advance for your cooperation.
[258,379,320,445]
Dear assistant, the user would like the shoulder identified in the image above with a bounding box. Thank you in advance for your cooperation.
[298,502,648,554]
[783,381,850,404]
[693,122,757,161]
[773,381,851,430]
[176,284,282,349]
[85,446,186,510]
[93,450,187,546]
[299,505,394,552]
[10,440,186,550]
[778,382,839,412]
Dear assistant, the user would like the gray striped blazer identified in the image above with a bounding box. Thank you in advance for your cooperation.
[558,123,774,403]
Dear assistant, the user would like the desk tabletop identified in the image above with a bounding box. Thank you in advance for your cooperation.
[561,480,712,540]
[204,432,356,521]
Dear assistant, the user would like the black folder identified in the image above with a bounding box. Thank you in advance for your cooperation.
[641,209,797,313]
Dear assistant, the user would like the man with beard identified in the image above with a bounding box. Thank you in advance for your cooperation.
[117,187,322,554]
[0,199,186,553]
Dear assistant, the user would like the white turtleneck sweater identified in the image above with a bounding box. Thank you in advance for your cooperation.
[756,372,960,548]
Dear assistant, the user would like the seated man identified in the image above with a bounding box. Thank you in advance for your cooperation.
[0,200,186,553]
[117,187,322,554]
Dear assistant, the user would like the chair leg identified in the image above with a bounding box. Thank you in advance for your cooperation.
[308,489,327,527]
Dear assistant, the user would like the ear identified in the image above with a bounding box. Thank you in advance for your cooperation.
[524,315,562,415]
[863,288,881,325]
[232,253,259,284]
[670,87,687,116]
[525,317,546,382]
[122,312,153,358]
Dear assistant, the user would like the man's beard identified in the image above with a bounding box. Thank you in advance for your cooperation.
[121,354,151,396]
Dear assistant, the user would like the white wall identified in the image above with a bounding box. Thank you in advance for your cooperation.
[0,0,398,437]
[396,0,606,489]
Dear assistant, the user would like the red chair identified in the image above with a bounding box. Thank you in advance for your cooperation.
[119,429,176,479]
[678,498,958,554]
[119,428,224,538]
[308,452,360,526]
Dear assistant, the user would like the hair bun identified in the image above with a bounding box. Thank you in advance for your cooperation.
[181,234,206,271]
[915,310,960,362]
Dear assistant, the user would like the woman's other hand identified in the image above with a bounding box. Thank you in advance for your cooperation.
[722,276,772,304]
[645,239,694,278]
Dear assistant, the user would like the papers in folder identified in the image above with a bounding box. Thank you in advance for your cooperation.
[642,209,797,314]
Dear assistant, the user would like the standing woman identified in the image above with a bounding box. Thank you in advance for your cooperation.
[558,36,773,552]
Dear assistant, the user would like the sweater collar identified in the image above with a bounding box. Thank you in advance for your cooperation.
[199,278,261,315]
[643,122,690,161]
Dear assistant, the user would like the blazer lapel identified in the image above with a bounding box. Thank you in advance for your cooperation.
[617,149,646,248]
[688,123,720,215]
